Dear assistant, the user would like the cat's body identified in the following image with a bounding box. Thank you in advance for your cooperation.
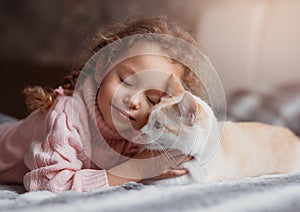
[140,75,300,185]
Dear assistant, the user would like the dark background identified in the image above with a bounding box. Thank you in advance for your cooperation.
[0,0,203,118]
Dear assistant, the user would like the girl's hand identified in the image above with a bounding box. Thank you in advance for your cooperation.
[107,149,193,186]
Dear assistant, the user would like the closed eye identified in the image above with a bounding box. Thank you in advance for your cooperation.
[146,96,156,105]
[165,126,179,136]
[145,90,163,106]
[120,77,132,87]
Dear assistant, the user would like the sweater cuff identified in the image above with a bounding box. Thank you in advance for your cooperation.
[71,169,109,192]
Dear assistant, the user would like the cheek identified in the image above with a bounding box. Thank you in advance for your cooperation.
[97,84,118,120]
[99,80,119,102]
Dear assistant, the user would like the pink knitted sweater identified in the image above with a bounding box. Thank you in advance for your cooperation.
[0,76,143,193]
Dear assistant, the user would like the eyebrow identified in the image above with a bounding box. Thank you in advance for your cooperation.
[118,63,137,75]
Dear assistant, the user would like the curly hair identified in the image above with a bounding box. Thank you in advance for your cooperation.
[24,15,206,113]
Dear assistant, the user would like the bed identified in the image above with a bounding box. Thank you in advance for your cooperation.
[1,85,300,211]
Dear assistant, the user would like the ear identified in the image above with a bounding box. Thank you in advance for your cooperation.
[178,93,199,126]
[165,74,185,97]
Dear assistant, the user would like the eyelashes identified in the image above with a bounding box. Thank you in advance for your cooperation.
[119,77,161,106]
[146,96,156,105]
[120,77,132,87]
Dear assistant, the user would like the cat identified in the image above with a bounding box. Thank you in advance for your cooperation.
[139,75,300,185]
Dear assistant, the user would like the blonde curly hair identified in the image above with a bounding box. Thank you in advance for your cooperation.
[24,15,206,113]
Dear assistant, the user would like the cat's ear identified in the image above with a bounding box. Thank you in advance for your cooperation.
[165,74,185,96]
[178,93,201,126]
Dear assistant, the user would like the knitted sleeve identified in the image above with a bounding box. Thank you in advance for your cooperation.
[23,97,110,193]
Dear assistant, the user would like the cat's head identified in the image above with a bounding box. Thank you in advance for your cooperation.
[140,75,219,158]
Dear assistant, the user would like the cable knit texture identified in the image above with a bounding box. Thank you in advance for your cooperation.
[0,75,143,193]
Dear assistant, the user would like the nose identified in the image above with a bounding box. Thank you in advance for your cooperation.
[123,95,140,110]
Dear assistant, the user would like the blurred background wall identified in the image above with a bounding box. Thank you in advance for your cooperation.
[197,0,300,94]
[0,0,299,120]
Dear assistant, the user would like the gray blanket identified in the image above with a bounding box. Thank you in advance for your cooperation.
[1,173,300,212]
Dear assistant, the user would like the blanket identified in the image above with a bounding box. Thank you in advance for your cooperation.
[1,173,300,211]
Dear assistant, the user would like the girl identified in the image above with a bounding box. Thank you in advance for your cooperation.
[0,16,202,193]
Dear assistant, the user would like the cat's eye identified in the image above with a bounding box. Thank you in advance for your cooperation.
[154,121,163,129]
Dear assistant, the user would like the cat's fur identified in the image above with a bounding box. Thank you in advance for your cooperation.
[140,75,300,185]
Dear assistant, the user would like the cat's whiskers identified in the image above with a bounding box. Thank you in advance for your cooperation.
[149,148,157,167]
[155,143,179,169]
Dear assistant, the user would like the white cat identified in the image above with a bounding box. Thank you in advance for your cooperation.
[140,75,300,185]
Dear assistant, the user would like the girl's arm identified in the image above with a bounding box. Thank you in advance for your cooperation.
[23,112,109,193]
[23,97,110,193]
[106,149,192,186]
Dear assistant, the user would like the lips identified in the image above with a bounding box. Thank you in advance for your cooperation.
[112,104,136,121]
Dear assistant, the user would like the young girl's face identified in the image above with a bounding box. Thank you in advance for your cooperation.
[97,52,183,134]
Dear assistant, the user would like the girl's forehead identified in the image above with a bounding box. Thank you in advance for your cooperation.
[116,40,184,76]
[118,54,183,78]
[123,69,175,92]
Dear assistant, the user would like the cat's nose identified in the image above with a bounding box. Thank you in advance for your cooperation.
[154,121,163,129]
